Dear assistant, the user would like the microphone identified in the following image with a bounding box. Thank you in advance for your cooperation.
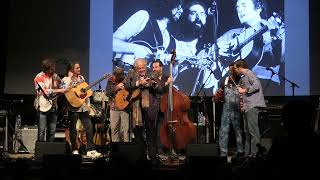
[12,100,24,103]
[266,67,277,76]
[207,0,217,16]
[0,99,23,103]
[112,58,119,67]
[266,67,275,72]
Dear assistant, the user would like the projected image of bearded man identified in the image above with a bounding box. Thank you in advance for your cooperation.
[173,1,215,96]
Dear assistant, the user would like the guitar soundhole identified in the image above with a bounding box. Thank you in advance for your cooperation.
[79,88,87,99]
[80,92,87,99]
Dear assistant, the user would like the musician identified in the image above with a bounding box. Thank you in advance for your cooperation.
[234,59,266,158]
[173,1,214,95]
[124,58,148,160]
[61,61,102,158]
[105,67,130,142]
[113,0,183,65]
[217,0,285,95]
[151,60,173,155]
[125,58,170,164]
[34,58,68,142]
[214,62,244,158]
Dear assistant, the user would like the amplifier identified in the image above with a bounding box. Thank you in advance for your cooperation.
[13,126,38,153]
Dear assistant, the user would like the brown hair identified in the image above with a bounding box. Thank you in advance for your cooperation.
[113,67,125,82]
[65,61,80,76]
[234,59,249,69]
[41,58,56,73]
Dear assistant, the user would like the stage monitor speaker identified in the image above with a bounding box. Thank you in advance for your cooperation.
[110,142,144,165]
[13,126,38,153]
[186,143,225,169]
[35,141,67,161]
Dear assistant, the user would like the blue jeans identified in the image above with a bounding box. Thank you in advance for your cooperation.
[38,109,58,142]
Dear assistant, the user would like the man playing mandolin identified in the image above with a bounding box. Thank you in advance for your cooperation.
[217,0,285,95]
[124,58,172,164]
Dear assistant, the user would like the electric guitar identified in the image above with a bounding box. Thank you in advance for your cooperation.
[65,73,111,108]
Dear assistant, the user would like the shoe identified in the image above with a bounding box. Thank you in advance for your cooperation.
[86,150,102,159]
[72,150,79,155]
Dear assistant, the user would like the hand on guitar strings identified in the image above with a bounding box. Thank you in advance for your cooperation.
[116,83,125,91]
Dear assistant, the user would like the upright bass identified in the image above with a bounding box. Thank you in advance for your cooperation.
[160,49,197,151]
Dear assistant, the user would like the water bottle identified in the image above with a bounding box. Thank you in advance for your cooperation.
[198,112,204,126]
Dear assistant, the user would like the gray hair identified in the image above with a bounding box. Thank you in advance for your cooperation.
[134,58,147,69]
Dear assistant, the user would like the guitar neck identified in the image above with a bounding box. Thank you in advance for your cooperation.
[233,25,268,54]
[84,75,108,91]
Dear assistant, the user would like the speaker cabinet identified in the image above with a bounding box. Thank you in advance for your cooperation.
[186,143,219,158]
[13,126,38,153]
[110,142,144,164]
[35,141,67,161]
[186,143,225,169]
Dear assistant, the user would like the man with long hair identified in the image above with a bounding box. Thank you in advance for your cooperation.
[34,58,68,142]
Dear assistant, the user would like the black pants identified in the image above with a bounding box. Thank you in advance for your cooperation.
[68,111,95,151]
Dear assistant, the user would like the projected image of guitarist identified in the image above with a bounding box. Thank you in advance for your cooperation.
[216,0,285,95]
[113,0,183,66]
[62,61,102,158]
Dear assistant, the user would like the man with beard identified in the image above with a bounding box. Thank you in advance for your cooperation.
[113,0,183,66]
[173,1,216,96]
[34,58,69,142]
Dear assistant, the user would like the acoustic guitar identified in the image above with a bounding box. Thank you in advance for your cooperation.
[93,95,111,146]
[115,89,140,110]
[65,73,111,107]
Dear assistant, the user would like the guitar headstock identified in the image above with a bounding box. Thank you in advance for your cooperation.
[104,73,112,79]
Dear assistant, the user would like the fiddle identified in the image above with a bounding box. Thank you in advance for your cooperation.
[213,88,224,103]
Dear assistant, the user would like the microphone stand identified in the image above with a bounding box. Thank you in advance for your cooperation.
[267,68,300,96]
[210,0,219,142]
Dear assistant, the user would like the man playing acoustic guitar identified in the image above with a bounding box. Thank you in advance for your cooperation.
[105,67,130,142]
